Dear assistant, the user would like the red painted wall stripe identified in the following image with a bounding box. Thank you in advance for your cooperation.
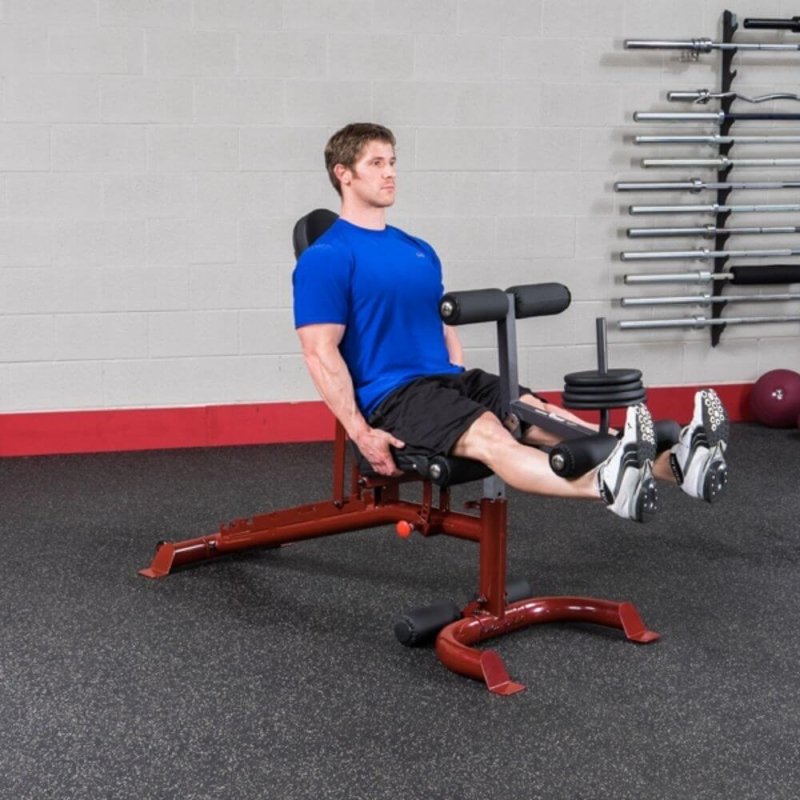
[0,383,752,458]
[0,402,336,457]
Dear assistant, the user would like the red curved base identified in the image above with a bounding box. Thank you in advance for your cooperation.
[436,596,660,695]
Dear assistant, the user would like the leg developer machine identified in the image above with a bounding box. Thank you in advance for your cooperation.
[140,210,673,696]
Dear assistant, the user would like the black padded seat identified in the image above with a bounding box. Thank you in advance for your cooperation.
[354,446,493,489]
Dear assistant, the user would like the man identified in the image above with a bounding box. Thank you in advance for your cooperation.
[293,122,728,522]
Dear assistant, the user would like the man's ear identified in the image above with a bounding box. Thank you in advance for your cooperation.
[333,163,351,187]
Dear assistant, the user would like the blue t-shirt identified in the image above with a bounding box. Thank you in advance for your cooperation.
[293,218,463,417]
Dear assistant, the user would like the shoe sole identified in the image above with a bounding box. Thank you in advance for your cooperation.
[634,403,657,465]
[632,463,659,522]
[701,389,729,451]
[699,390,729,502]
[599,404,656,506]
[613,405,659,522]
[702,445,728,503]
[632,406,658,522]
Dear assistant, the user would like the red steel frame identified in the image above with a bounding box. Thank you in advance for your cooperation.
[140,421,659,695]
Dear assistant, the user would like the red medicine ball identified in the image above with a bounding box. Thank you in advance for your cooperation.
[750,369,800,428]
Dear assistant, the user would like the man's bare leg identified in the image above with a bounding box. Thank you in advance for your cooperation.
[451,411,599,499]
[517,392,676,484]
[452,404,659,522]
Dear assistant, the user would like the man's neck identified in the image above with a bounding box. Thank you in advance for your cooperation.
[338,203,386,231]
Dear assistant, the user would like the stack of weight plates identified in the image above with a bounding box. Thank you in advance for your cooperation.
[562,368,645,409]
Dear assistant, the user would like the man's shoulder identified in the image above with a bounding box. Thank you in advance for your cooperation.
[297,220,353,265]
[386,225,438,258]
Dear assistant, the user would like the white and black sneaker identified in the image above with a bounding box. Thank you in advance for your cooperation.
[670,388,729,503]
[597,403,659,523]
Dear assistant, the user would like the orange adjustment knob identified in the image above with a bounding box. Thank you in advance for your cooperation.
[395,521,415,538]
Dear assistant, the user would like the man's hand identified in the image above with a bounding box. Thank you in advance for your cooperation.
[354,427,406,476]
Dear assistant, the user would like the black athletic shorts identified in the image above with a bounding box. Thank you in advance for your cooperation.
[367,369,533,460]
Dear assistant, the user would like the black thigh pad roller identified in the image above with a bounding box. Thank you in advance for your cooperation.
[439,288,509,325]
[428,455,493,487]
[506,283,571,319]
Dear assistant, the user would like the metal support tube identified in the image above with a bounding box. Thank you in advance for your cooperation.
[594,317,610,432]
[496,294,518,429]
[595,317,608,374]
[478,498,508,619]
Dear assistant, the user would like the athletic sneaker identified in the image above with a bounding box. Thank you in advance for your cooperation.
[670,388,729,503]
[597,403,659,522]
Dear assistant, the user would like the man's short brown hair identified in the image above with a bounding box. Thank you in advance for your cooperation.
[324,122,396,196]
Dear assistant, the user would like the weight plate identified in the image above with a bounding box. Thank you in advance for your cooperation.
[563,394,647,410]
[563,380,643,397]
[563,388,646,405]
[563,368,642,387]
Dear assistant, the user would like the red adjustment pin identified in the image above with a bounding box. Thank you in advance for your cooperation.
[395,521,415,538]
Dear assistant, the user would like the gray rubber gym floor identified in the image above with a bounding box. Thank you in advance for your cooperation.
[1,422,798,800]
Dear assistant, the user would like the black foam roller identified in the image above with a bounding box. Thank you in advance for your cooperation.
[428,455,493,487]
[505,579,533,604]
[506,282,571,319]
[439,289,509,325]
[654,419,681,452]
[394,601,462,646]
[549,433,618,477]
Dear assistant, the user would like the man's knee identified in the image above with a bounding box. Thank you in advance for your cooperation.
[452,411,516,463]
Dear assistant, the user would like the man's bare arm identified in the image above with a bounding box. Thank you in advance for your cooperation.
[296,323,405,475]
[443,324,464,366]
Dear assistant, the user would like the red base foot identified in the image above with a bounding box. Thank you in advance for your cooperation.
[436,596,659,695]
[480,651,526,695]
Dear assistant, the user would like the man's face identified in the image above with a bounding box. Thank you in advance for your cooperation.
[338,140,396,208]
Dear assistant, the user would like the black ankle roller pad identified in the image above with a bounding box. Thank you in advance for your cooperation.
[549,433,617,478]
[654,419,680,453]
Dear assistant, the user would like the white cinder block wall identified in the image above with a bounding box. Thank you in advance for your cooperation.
[1,0,797,416]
